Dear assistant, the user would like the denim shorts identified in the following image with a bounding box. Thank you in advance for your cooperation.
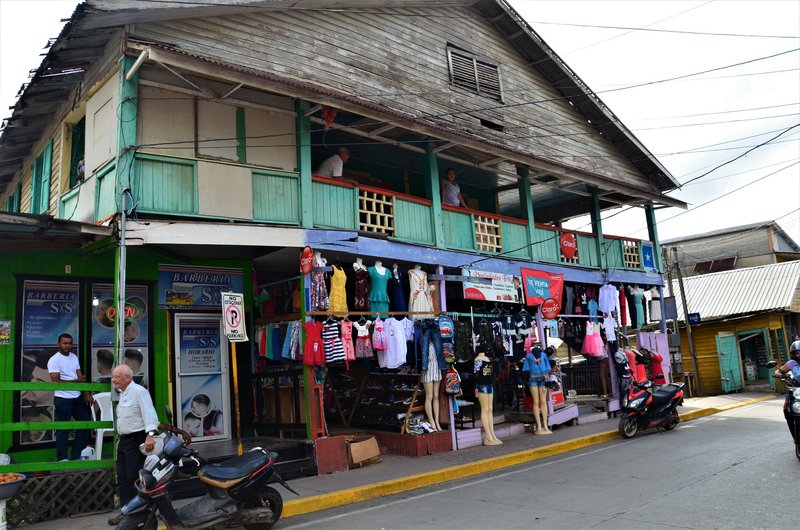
[475,384,494,394]
[528,375,547,388]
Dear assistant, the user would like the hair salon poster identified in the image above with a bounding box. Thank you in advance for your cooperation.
[175,317,229,441]
[461,269,524,304]
[158,264,244,310]
[520,268,564,311]
[18,280,80,445]
[91,283,150,387]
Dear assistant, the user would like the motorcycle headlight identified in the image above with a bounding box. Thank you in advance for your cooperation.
[138,469,157,490]
[791,388,800,399]
[791,402,800,414]
[629,396,646,408]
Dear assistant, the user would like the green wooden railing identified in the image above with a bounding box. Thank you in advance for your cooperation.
[0,382,114,472]
[123,153,653,272]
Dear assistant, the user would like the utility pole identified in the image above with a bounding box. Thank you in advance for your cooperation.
[673,246,704,395]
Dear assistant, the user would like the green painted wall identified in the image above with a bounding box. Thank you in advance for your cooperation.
[394,199,434,245]
[0,247,251,460]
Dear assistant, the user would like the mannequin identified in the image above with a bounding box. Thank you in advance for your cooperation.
[313,251,326,267]
[353,257,366,271]
[523,343,552,434]
[368,260,390,315]
[408,264,435,319]
[422,343,443,431]
[474,351,502,445]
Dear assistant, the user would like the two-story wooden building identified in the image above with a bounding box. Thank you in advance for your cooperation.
[0,0,685,485]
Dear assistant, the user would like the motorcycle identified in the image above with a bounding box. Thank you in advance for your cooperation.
[618,379,684,439]
[117,406,299,530]
[768,360,800,462]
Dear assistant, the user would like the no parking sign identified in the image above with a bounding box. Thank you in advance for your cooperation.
[221,292,248,342]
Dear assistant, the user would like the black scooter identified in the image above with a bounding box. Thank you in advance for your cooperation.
[118,406,298,530]
[769,361,800,462]
[618,379,684,439]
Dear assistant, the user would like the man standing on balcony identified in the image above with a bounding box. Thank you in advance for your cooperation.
[441,168,468,208]
[48,333,92,461]
[316,146,350,178]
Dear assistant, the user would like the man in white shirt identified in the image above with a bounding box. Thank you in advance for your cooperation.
[107,364,191,525]
[48,333,92,461]
[315,147,350,177]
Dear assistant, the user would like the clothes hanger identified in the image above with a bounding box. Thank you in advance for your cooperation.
[326,314,335,324]
[358,314,367,324]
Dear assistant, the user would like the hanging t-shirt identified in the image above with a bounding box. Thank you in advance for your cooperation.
[379,317,413,369]
[547,319,559,338]
[588,299,599,323]
[598,283,617,314]
[602,316,617,341]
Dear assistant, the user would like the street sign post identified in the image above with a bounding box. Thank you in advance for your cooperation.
[221,292,246,455]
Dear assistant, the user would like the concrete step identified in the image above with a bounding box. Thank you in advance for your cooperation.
[577,410,608,425]
[456,422,525,449]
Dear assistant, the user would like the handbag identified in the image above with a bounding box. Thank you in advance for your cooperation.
[443,366,462,394]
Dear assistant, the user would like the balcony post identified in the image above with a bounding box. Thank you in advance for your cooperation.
[425,142,444,248]
[115,55,138,206]
[645,201,662,272]
[589,187,605,269]
[516,166,535,259]
[295,99,314,228]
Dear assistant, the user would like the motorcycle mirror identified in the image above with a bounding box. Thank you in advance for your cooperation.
[766,361,777,368]
[165,405,173,424]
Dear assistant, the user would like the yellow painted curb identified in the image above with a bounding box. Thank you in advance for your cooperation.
[680,394,776,422]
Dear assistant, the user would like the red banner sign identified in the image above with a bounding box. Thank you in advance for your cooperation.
[300,246,314,274]
[560,233,577,259]
[520,268,564,313]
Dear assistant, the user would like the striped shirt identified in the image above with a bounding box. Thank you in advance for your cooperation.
[321,321,345,363]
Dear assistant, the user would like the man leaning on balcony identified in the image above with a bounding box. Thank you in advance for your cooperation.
[316,146,350,178]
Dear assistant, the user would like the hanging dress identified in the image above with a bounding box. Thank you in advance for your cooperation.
[389,267,407,312]
[302,321,324,366]
[339,320,356,363]
[353,267,370,311]
[631,288,645,330]
[310,268,329,312]
[408,268,434,320]
[329,265,349,316]
[368,266,391,316]
[353,320,373,358]
[321,320,345,363]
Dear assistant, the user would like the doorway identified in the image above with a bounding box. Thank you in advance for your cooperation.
[174,313,231,442]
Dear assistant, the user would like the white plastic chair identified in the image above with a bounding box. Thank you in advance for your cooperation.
[91,392,113,459]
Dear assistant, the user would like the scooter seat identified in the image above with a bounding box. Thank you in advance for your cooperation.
[201,450,270,481]
[651,384,682,406]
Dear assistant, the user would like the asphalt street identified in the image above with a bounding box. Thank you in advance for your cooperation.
[280,397,794,530]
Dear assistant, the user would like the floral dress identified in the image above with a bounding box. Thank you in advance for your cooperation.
[353,320,373,358]
[353,268,370,311]
[310,269,329,312]
[339,320,356,362]
[408,269,434,320]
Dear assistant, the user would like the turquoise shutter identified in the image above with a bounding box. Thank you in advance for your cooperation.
[38,140,52,214]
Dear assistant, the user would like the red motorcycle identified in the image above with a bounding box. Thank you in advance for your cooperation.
[618,380,684,439]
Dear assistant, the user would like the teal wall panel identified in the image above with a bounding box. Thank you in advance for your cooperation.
[577,235,599,268]
[394,199,434,245]
[604,239,625,269]
[134,157,196,214]
[95,165,117,221]
[252,171,300,224]
[531,226,560,262]
[442,210,474,251]
[313,181,356,230]
[500,221,529,258]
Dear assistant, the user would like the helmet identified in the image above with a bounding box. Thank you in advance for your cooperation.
[790,340,800,358]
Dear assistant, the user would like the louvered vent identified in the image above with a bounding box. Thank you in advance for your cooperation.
[448,48,503,101]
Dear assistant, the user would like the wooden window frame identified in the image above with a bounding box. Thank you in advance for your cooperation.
[446,47,504,102]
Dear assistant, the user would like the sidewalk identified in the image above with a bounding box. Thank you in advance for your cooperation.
[18,392,777,529]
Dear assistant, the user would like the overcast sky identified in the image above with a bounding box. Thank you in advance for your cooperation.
[1,0,798,249]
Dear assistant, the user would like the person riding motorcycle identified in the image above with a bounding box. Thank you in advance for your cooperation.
[774,340,800,378]
[774,339,800,442]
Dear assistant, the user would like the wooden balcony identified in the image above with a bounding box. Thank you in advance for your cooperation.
[125,153,653,271]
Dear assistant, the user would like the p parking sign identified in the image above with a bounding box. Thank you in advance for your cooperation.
[221,292,248,342]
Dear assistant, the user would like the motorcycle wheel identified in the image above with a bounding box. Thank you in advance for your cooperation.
[115,511,158,530]
[242,485,283,530]
[663,411,680,431]
[619,416,639,439]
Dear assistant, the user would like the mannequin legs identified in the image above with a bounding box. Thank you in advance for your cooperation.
[530,385,552,434]
[599,359,610,397]
[477,392,502,445]
[423,380,442,431]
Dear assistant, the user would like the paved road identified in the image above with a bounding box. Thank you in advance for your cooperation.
[281,397,793,530]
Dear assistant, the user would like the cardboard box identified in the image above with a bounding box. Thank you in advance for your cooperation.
[346,435,381,468]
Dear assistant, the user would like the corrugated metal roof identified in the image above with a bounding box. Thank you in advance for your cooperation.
[670,260,800,322]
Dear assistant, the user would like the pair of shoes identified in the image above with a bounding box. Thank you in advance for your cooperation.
[108,513,123,526]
